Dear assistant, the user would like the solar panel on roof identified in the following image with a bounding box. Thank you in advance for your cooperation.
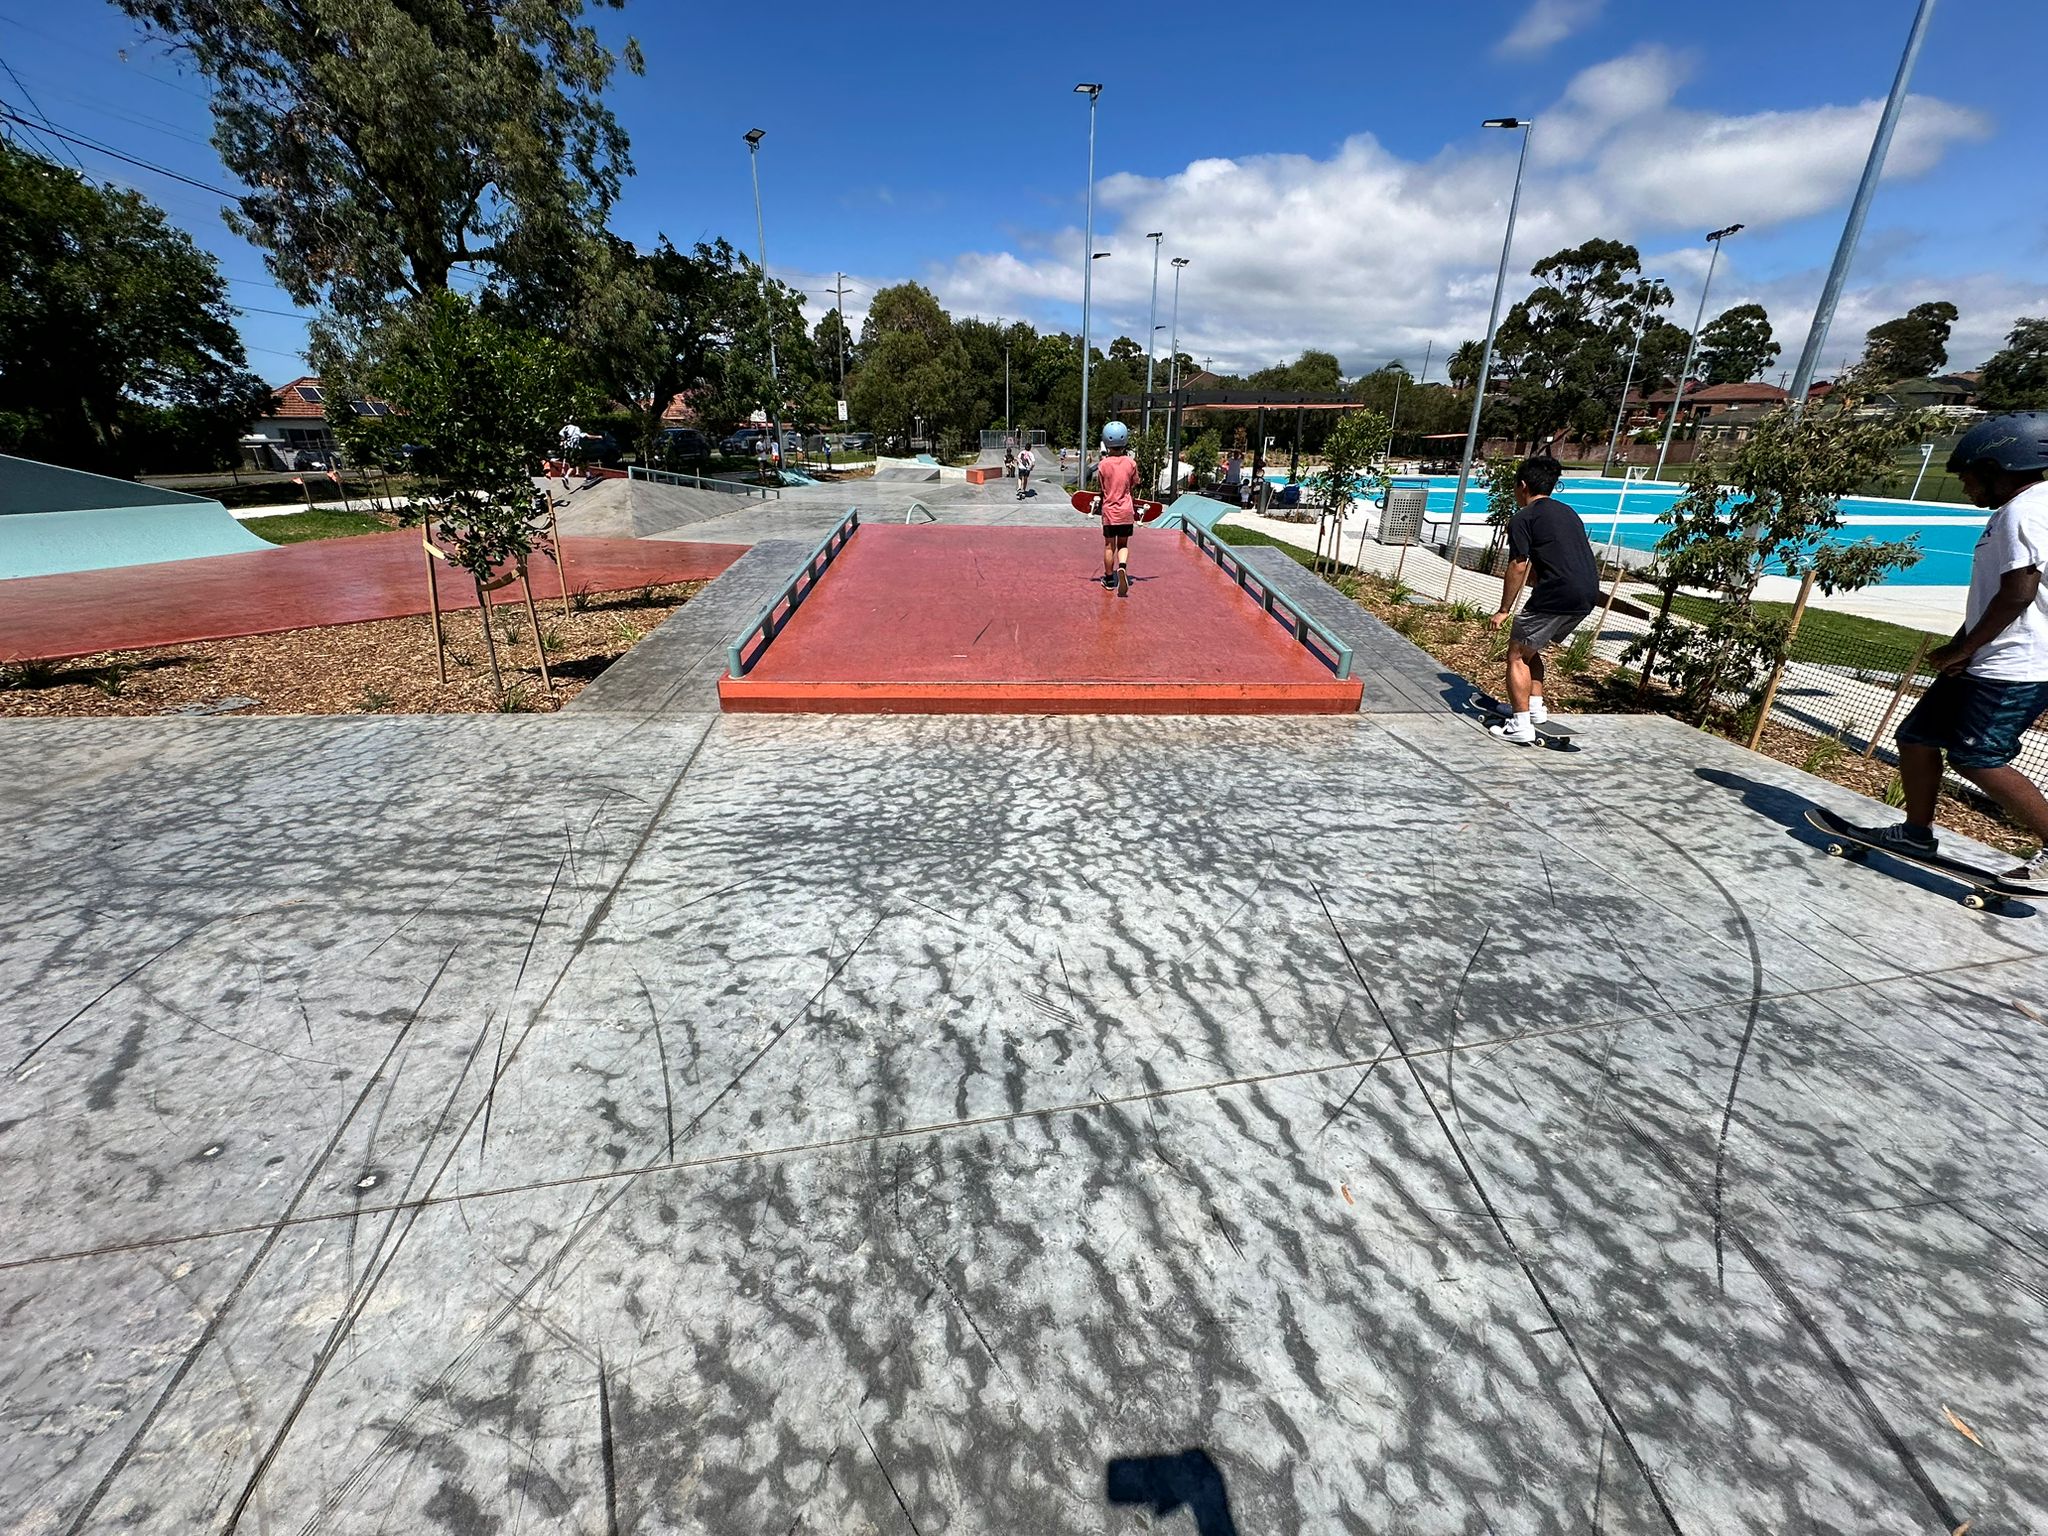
[297,385,325,404]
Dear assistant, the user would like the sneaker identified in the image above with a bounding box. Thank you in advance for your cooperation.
[1117,565,1130,597]
[1999,851,2048,895]
[1488,717,1537,746]
[1865,821,1939,857]
[1101,573,1116,589]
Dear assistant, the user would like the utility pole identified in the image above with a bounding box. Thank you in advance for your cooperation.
[1075,82,1103,484]
[743,128,781,476]
[831,272,850,398]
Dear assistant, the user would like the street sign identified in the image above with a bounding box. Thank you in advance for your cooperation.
[837,399,849,422]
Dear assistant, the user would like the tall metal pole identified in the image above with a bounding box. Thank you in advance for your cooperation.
[1142,230,1163,440]
[1075,83,1103,486]
[1443,118,1532,565]
[1788,0,1939,415]
[1167,257,1188,494]
[831,271,849,398]
[1004,340,1011,436]
[1602,302,1649,477]
[1655,225,1742,481]
[744,129,781,474]
[1417,338,1433,386]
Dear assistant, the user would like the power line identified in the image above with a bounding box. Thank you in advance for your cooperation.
[0,53,84,172]
[0,108,236,197]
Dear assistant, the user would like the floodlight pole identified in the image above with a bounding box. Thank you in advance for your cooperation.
[1167,256,1188,495]
[1444,117,1532,569]
[744,128,781,475]
[1788,0,1939,416]
[1602,296,1651,477]
[1142,230,1164,440]
[1075,83,1103,486]
[1655,224,1743,481]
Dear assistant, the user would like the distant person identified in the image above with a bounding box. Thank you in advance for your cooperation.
[1867,413,2048,892]
[1004,444,1017,482]
[1487,455,1599,745]
[557,421,583,487]
[1016,442,1035,500]
[1091,420,1140,596]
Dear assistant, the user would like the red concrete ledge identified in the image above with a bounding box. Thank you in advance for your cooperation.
[718,677,1363,714]
[964,466,1004,485]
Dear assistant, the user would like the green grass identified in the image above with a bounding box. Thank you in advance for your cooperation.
[1210,521,1340,573]
[244,509,396,545]
[1660,591,1947,671]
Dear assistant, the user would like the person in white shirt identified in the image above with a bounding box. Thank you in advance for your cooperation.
[1016,443,1035,500]
[1871,412,2048,892]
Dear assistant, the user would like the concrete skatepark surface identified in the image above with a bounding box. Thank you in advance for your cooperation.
[0,453,272,580]
[3,492,2046,1534]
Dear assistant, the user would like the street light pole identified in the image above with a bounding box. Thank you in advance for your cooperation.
[1167,256,1188,495]
[1074,83,1103,487]
[1142,230,1164,440]
[831,271,850,399]
[743,128,781,476]
[1443,117,1533,569]
[1788,0,1939,415]
[1655,223,1744,481]
[1602,290,1654,477]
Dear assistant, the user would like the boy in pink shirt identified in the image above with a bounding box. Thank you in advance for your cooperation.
[1092,420,1140,596]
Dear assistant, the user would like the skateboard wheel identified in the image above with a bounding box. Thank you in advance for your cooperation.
[1825,841,1847,858]
[1963,893,1987,911]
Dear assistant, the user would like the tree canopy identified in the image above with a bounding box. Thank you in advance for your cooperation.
[1489,240,1673,442]
[1860,300,1958,382]
[111,0,643,317]
[1697,303,1780,385]
[0,140,265,473]
[1978,317,2048,411]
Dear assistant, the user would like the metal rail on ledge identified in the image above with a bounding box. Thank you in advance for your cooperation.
[725,508,859,677]
[1180,522,1355,680]
[629,464,781,500]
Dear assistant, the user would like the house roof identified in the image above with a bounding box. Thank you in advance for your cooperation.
[265,376,393,420]
[1642,381,1790,406]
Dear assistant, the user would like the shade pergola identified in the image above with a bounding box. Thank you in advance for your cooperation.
[1105,389,1376,484]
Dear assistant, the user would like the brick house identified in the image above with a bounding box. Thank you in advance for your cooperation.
[239,377,394,470]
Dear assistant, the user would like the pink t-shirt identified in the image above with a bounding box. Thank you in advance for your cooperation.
[1095,454,1139,526]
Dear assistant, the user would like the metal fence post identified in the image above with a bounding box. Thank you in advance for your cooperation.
[1746,570,1816,751]
[1865,631,1934,759]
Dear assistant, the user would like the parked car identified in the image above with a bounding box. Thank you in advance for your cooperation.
[839,432,874,452]
[660,427,712,467]
[720,429,764,456]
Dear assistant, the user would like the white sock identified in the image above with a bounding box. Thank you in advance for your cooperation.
[1513,710,1533,731]
[1530,698,1548,723]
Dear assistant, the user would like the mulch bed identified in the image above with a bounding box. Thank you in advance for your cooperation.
[0,583,700,718]
[1340,571,2035,858]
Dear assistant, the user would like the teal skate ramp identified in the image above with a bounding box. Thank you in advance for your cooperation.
[0,453,274,580]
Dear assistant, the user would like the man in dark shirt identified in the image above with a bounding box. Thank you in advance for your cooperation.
[1487,455,1599,744]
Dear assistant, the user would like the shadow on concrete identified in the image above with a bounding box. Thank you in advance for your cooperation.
[1694,766,2036,915]
[1106,1449,1240,1535]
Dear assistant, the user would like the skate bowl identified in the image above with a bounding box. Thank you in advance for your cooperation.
[717,514,1361,714]
[0,453,273,580]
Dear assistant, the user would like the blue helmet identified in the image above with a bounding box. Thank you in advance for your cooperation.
[1946,412,2048,474]
[1100,420,1130,450]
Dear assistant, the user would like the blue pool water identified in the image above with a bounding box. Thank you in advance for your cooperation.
[1390,474,1985,587]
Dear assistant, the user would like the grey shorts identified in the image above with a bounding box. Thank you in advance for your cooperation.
[1510,608,1591,651]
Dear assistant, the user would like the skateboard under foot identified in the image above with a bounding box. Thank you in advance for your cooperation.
[1469,691,1579,752]
[1804,807,2027,911]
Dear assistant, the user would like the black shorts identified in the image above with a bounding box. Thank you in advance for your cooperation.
[1102,522,1134,541]
[1510,608,1591,651]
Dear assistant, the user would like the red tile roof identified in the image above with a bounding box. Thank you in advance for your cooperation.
[264,376,392,420]
[1642,381,1790,406]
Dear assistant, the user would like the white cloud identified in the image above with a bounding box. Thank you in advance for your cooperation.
[908,47,1996,379]
[1499,0,1607,57]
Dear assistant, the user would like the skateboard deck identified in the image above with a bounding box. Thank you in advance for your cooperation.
[1069,491,1166,522]
[1803,807,2026,911]
[1469,691,1580,752]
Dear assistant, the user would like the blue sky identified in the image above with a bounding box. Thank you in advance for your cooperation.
[4,0,2044,385]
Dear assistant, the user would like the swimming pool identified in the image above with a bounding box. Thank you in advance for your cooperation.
[1392,474,1986,587]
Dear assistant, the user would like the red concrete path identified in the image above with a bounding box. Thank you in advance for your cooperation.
[719,524,1362,714]
[0,530,746,662]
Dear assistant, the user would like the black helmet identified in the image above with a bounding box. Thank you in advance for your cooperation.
[1945,411,2048,474]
